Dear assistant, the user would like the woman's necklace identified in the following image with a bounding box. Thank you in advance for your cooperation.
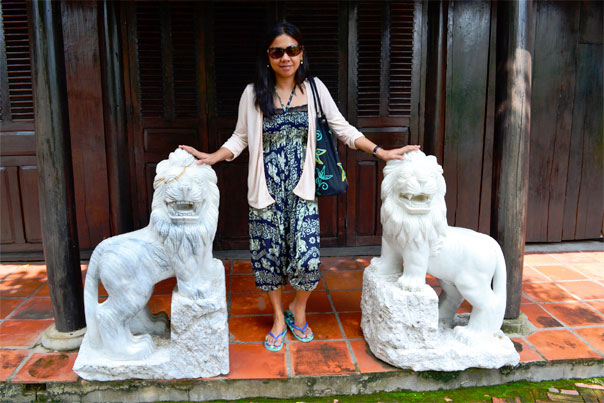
[275,85,296,113]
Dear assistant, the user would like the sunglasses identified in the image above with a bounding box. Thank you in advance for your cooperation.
[267,44,303,59]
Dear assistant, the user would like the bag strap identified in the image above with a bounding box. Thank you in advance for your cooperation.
[308,77,325,119]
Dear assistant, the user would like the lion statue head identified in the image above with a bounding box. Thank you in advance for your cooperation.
[381,150,448,255]
[150,148,219,259]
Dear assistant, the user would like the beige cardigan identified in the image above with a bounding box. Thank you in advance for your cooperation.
[222,77,365,209]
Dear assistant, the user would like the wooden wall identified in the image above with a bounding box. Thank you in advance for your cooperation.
[527,0,603,242]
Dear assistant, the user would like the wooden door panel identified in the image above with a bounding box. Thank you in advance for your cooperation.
[0,167,23,244]
[18,166,41,243]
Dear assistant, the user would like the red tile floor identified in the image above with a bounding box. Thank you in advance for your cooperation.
[0,251,603,383]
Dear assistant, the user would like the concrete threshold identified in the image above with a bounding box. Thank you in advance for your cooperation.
[2,359,602,402]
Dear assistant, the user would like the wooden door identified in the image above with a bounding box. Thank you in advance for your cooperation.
[0,0,42,254]
[121,1,209,228]
[206,1,345,249]
[346,1,422,246]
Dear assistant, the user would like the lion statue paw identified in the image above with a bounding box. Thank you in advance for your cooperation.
[374,150,507,342]
[83,148,221,360]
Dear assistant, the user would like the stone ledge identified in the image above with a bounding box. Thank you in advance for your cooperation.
[1,360,602,402]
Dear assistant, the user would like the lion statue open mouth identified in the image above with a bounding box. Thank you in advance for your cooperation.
[82,148,221,360]
[372,150,507,343]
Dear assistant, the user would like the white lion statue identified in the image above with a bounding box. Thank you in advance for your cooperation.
[372,150,507,342]
[83,148,221,360]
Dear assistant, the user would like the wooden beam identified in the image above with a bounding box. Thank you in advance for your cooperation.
[30,0,85,332]
[492,0,535,319]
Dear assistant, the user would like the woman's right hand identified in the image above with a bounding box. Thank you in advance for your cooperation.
[179,145,218,165]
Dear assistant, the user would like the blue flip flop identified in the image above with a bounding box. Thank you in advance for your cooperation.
[284,310,314,342]
[264,329,287,351]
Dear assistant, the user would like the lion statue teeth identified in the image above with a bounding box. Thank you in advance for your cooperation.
[373,150,507,343]
[83,148,221,360]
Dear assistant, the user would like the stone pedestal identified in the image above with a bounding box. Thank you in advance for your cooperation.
[361,264,520,371]
[73,260,229,380]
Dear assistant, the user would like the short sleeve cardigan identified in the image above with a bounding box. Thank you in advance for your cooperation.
[221,77,365,209]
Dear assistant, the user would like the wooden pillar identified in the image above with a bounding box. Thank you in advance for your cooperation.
[492,0,535,319]
[30,0,85,332]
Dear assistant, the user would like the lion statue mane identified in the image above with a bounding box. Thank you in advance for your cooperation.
[373,150,507,342]
[83,148,221,360]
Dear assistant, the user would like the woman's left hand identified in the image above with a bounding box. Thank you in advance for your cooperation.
[377,145,421,161]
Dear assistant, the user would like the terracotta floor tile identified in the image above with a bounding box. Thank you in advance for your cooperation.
[558,281,604,300]
[349,340,397,373]
[306,313,343,340]
[575,327,604,353]
[0,298,25,319]
[591,251,604,262]
[521,295,533,304]
[283,291,332,313]
[587,301,604,315]
[4,264,47,281]
[32,283,49,297]
[0,265,20,280]
[320,257,362,272]
[227,344,286,379]
[456,306,472,314]
[426,274,440,287]
[522,282,576,303]
[232,260,253,274]
[356,257,374,269]
[522,266,550,282]
[11,298,54,320]
[147,295,172,315]
[0,349,29,381]
[339,312,363,339]
[221,260,232,274]
[0,319,53,347]
[330,290,362,312]
[553,252,601,264]
[511,338,544,362]
[532,265,589,281]
[230,293,273,315]
[323,271,363,290]
[230,275,261,294]
[0,279,45,298]
[524,253,560,265]
[153,277,177,295]
[545,302,604,327]
[571,263,604,279]
[527,329,601,361]
[229,315,274,343]
[290,341,356,376]
[12,352,79,383]
[521,304,563,329]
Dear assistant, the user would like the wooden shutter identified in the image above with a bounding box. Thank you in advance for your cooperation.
[0,0,34,122]
[212,2,266,120]
[135,1,198,120]
[284,1,340,104]
[356,0,414,125]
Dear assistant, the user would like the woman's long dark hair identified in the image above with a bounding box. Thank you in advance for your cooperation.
[254,22,310,117]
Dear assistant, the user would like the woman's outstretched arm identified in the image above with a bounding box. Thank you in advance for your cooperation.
[178,145,234,165]
[353,137,420,161]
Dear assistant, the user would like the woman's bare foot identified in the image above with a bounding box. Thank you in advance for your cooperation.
[265,312,287,348]
[288,300,313,339]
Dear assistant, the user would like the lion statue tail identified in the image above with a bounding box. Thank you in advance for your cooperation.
[492,248,507,319]
[83,244,103,348]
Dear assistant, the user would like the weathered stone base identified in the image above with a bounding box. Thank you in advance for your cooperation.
[361,264,520,371]
[73,261,229,380]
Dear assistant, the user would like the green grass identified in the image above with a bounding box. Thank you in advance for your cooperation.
[202,378,604,403]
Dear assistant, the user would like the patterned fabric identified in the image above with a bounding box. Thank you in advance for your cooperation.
[249,105,321,291]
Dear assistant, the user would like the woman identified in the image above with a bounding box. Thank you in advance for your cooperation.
[180,22,419,351]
